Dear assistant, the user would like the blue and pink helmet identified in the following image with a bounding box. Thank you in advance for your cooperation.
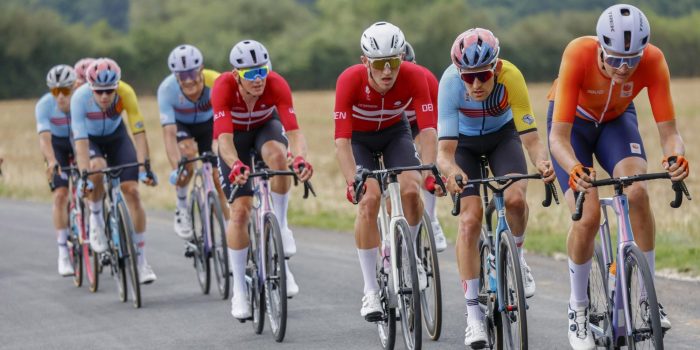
[86,58,121,89]
[450,28,500,70]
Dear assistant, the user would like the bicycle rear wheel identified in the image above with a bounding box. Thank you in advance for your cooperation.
[394,219,421,350]
[418,212,442,341]
[209,192,230,299]
[376,245,396,350]
[190,191,210,294]
[589,243,613,349]
[624,245,663,349]
[263,213,287,342]
[248,217,265,334]
[117,200,141,309]
[496,229,527,350]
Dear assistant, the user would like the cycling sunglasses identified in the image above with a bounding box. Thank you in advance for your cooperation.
[237,65,270,81]
[92,88,116,96]
[368,56,402,70]
[460,67,495,84]
[176,68,201,82]
[601,46,643,69]
[50,87,72,97]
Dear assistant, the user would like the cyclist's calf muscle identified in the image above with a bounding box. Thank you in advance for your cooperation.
[355,180,381,249]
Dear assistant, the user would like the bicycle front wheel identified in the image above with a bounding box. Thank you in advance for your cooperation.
[209,192,230,299]
[263,213,287,342]
[376,244,396,350]
[418,212,442,341]
[394,218,421,350]
[80,200,99,292]
[479,226,497,349]
[496,230,527,350]
[68,221,83,287]
[248,218,265,334]
[589,243,612,349]
[190,191,210,294]
[117,200,141,309]
[625,245,663,349]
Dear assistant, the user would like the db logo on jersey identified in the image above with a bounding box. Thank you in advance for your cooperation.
[334,112,347,120]
[421,104,434,112]
[214,111,227,120]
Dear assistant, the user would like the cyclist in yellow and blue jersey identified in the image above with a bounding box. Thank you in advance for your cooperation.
[157,44,228,239]
[436,28,555,348]
[71,57,159,284]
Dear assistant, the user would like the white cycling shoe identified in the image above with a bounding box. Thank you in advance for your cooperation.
[231,291,251,320]
[431,221,447,252]
[173,208,193,240]
[89,215,108,254]
[138,263,157,284]
[567,304,595,350]
[361,292,383,322]
[659,303,672,330]
[57,254,74,276]
[286,265,299,298]
[464,318,488,349]
[281,228,297,258]
[520,256,536,298]
[416,259,428,290]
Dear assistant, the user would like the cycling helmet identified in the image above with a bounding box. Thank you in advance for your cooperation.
[46,65,77,89]
[450,28,500,70]
[168,44,204,72]
[229,40,270,69]
[403,42,416,63]
[73,58,95,83]
[86,58,121,89]
[360,22,406,58]
[596,4,650,54]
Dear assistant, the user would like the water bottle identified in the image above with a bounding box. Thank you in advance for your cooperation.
[382,244,391,272]
[608,261,617,294]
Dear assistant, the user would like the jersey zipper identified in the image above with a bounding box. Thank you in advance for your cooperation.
[377,96,384,131]
[596,79,616,128]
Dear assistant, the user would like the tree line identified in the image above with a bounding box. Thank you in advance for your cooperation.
[2,0,700,99]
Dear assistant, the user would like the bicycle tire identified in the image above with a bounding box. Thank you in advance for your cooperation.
[117,200,141,309]
[106,207,127,303]
[263,213,287,342]
[209,192,230,299]
[190,191,210,294]
[248,216,265,334]
[394,218,421,350]
[376,245,396,350]
[69,221,83,287]
[496,229,527,350]
[479,226,497,349]
[624,245,663,349]
[418,212,442,341]
[81,198,99,293]
[589,243,613,349]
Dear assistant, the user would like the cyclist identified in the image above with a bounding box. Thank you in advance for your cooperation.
[71,58,159,284]
[401,42,447,252]
[212,39,313,319]
[35,64,78,276]
[436,28,554,347]
[74,58,95,88]
[158,44,227,239]
[547,5,687,348]
[335,22,437,322]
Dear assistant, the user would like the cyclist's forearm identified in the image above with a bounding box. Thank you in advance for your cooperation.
[38,132,56,164]
[162,125,181,169]
[416,128,437,165]
[335,138,356,184]
[74,139,90,172]
[217,133,240,168]
[286,129,308,159]
[133,132,150,167]
[657,120,685,158]
[520,131,549,167]
[437,140,461,177]
[549,122,579,172]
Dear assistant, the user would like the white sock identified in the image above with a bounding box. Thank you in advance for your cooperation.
[134,232,146,266]
[271,192,289,232]
[409,224,420,245]
[568,258,592,308]
[176,186,188,210]
[421,189,437,223]
[88,200,103,225]
[229,247,248,297]
[57,228,69,258]
[639,250,656,299]
[463,278,483,322]
[357,248,379,294]
[513,233,525,259]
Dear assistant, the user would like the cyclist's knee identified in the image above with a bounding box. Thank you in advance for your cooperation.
[358,190,380,216]
[53,188,69,205]
[458,212,482,239]
[120,182,141,201]
[179,139,197,158]
[229,200,251,226]
[262,143,287,170]
[505,192,527,217]
[572,212,601,236]
[626,183,650,207]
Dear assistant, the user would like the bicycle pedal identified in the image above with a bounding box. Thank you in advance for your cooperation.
[184,247,195,258]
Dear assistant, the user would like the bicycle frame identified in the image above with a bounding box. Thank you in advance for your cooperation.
[250,161,275,290]
[104,172,130,259]
[183,154,219,258]
[377,172,407,307]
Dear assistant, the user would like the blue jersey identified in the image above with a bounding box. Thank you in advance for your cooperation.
[70,81,146,140]
[437,60,536,139]
[35,93,71,138]
[157,69,220,126]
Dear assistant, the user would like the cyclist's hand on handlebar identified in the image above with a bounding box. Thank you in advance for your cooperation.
[568,164,595,193]
[46,160,60,182]
[537,160,556,184]
[346,180,366,204]
[228,160,249,186]
[424,174,447,197]
[77,174,94,198]
[139,170,158,186]
[663,155,689,182]
[292,156,313,182]
[446,172,468,195]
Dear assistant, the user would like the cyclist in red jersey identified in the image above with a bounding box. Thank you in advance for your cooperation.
[402,42,447,252]
[212,40,313,320]
[334,22,439,322]
[548,5,688,348]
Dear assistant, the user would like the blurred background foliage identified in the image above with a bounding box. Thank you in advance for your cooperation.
[2,0,700,98]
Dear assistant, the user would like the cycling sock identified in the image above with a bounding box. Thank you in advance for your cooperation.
[463,278,483,321]
[568,258,592,308]
[176,186,188,209]
[271,191,289,232]
[229,247,248,297]
[134,232,145,266]
[640,249,655,299]
[357,248,379,294]
[57,228,69,258]
[513,233,525,258]
[421,189,437,223]
[88,200,103,224]
[409,224,420,245]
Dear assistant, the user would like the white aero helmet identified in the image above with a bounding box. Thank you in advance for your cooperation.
[403,42,416,63]
[229,40,270,69]
[46,64,77,89]
[360,21,406,58]
[596,4,650,54]
[168,44,204,72]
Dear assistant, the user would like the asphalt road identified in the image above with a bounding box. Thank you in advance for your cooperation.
[1,199,698,349]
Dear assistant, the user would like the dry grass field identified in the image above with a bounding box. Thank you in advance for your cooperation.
[1,79,698,274]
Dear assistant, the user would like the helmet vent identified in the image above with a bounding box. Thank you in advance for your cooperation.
[624,31,631,51]
[620,8,630,16]
[641,36,648,46]
[603,36,612,46]
[250,50,258,63]
[181,56,187,67]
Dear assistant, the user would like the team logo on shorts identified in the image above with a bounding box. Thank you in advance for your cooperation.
[621,82,634,98]
[522,114,534,125]
[630,143,642,155]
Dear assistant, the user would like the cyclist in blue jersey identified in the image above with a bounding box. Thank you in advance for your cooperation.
[71,58,159,284]
[36,64,77,276]
[436,28,555,348]
[158,44,227,239]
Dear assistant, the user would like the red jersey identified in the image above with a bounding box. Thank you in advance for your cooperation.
[212,71,300,139]
[333,63,436,139]
[406,64,438,127]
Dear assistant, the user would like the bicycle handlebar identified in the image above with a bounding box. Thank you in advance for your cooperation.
[352,164,446,204]
[227,169,299,203]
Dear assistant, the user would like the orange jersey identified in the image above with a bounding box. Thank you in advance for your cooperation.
[548,36,674,124]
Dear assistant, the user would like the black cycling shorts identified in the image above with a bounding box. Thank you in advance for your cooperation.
[50,136,74,190]
[88,123,139,182]
[176,120,213,155]
[351,119,421,171]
